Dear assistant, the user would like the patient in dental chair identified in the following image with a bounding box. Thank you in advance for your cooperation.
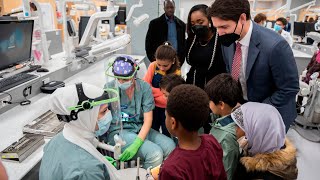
[297,43,320,114]
[303,42,320,84]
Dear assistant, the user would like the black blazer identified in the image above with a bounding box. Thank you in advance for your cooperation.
[145,14,186,65]
[284,22,291,32]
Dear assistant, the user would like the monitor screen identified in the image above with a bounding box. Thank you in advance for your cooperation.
[78,16,96,43]
[0,20,34,71]
[115,7,126,25]
[293,22,306,37]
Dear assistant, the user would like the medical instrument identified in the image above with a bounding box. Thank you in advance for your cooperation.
[40,81,65,94]
[1,134,44,162]
[23,110,65,137]
[136,157,140,180]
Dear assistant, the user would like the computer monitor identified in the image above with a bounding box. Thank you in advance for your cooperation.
[115,6,126,25]
[78,16,97,43]
[293,22,306,37]
[0,20,34,71]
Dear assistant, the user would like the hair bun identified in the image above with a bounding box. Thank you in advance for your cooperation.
[163,41,172,46]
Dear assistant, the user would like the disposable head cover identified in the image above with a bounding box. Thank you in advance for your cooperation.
[50,83,105,132]
[105,55,139,82]
[231,102,286,156]
[49,83,121,179]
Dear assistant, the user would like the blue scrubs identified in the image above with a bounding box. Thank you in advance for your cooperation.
[39,133,110,180]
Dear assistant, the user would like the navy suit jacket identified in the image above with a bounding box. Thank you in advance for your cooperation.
[221,22,299,130]
[284,22,291,32]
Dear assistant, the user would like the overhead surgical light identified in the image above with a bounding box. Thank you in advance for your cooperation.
[133,14,149,26]
[125,0,143,22]
[89,34,131,56]
[125,0,149,26]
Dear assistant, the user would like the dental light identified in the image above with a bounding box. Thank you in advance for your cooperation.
[133,14,149,26]
[88,34,131,56]
[125,0,149,26]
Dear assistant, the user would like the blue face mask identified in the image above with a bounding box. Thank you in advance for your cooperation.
[274,24,282,32]
[95,111,113,137]
[118,80,132,90]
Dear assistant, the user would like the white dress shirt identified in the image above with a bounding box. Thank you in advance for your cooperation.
[280,30,293,47]
[236,20,253,100]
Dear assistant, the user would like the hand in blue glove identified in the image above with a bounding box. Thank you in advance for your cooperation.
[119,137,144,161]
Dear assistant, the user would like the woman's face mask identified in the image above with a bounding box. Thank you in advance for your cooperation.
[95,111,113,137]
[192,25,209,39]
[117,79,133,90]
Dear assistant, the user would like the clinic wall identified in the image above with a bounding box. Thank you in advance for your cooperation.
[180,0,212,22]
[126,0,158,56]
[179,0,285,23]
[290,0,320,21]
[0,0,58,28]
[290,0,312,21]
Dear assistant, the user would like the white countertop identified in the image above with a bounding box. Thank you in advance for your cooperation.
[292,49,313,59]
[0,54,146,180]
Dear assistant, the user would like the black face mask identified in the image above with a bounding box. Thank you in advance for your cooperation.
[219,21,244,47]
[192,25,209,39]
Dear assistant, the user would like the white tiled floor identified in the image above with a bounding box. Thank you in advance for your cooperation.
[287,128,320,180]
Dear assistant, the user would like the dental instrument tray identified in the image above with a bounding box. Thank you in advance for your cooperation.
[1,134,44,162]
[23,110,65,137]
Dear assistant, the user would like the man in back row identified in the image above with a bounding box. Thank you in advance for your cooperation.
[208,0,299,131]
[145,0,186,65]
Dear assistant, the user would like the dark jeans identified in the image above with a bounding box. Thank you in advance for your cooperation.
[152,106,170,137]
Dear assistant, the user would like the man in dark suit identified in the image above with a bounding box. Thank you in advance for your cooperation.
[208,0,299,131]
[145,0,186,65]
[284,16,291,32]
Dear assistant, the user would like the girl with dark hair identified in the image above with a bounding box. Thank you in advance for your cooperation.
[144,42,181,137]
[186,4,226,90]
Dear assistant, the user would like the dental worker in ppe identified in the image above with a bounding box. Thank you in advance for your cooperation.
[274,17,293,47]
[104,55,175,169]
[39,83,121,180]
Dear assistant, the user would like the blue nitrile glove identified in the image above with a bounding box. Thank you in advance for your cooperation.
[104,156,117,167]
[119,137,144,161]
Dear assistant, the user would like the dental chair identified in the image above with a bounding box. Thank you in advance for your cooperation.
[293,71,320,142]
